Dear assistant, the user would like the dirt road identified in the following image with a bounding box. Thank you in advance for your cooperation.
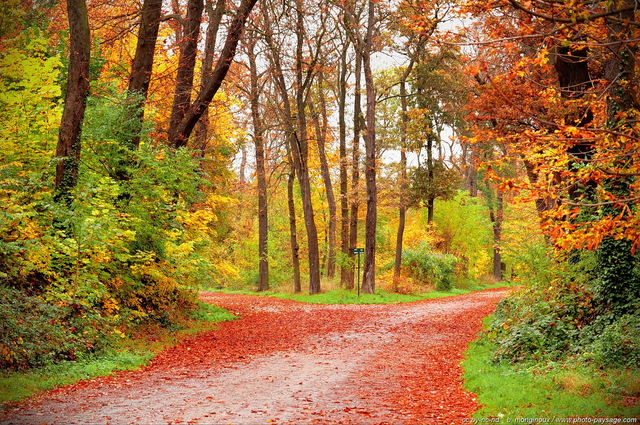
[0,288,509,424]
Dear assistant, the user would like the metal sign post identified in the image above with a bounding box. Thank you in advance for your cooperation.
[350,247,364,297]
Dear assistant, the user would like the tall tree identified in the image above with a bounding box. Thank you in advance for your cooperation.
[337,37,351,288]
[169,0,258,147]
[361,0,378,294]
[168,0,205,147]
[247,33,269,291]
[310,78,337,278]
[54,0,91,205]
[127,0,163,148]
[348,47,363,291]
[464,0,640,300]
[261,0,329,294]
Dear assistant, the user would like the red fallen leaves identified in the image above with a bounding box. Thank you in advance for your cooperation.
[0,288,508,425]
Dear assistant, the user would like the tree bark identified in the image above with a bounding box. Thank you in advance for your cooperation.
[294,0,321,294]
[488,191,503,281]
[127,0,163,149]
[54,0,91,205]
[248,36,269,292]
[288,161,302,293]
[194,0,226,152]
[348,48,363,291]
[311,86,337,279]
[168,0,204,147]
[393,58,417,289]
[361,0,377,295]
[595,2,637,309]
[338,40,350,287]
[170,0,258,147]
[426,137,435,223]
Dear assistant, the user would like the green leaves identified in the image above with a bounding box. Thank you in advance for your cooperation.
[0,35,62,168]
[408,161,460,208]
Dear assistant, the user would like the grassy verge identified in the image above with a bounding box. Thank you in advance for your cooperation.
[0,303,237,405]
[213,281,512,305]
[463,330,640,422]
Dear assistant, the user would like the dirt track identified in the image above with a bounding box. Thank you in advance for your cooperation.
[0,288,509,424]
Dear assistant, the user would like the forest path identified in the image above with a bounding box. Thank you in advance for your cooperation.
[0,288,509,425]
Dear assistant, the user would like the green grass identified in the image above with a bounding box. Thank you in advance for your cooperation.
[463,332,640,422]
[213,281,512,305]
[0,302,237,405]
[0,350,152,404]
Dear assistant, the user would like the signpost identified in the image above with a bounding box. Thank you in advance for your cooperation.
[350,247,364,297]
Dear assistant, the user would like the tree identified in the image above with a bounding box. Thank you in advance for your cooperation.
[342,0,381,294]
[463,0,639,305]
[310,79,338,278]
[260,0,332,294]
[54,0,91,205]
[169,0,258,148]
[247,33,269,291]
[168,0,205,147]
[336,36,351,288]
[126,0,163,148]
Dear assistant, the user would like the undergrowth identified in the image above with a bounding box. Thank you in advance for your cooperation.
[0,302,236,405]
[463,248,640,422]
[464,332,640,421]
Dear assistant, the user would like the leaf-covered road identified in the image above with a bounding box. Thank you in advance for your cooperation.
[1,288,508,424]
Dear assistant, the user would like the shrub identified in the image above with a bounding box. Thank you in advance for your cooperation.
[587,314,640,367]
[486,250,640,368]
[402,242,459,291]
[0,286,115,370]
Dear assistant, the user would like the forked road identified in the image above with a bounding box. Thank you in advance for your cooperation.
[1,288,509,425]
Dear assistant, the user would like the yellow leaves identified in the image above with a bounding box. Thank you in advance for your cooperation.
[206,193,238,209]
[564,126,580,136]
[215,261,241,280]
[532,48,549,66]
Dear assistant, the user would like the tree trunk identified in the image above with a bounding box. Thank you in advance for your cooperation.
[361,0,377,295]
[426,137,435,223]
[338,41,350,287]
[170,0,258,147]
[294,0,321,294]
[348,48,363,291]
[168,0,204,147]
[54,0,91,205]
[393,61,416,289]
[288,162,302,294]
[311,87,337,279]
[194,0,226,152]
[248,37,269,292]
[127,0,162,149]
[488,191,503,281]
[595,3,637,310]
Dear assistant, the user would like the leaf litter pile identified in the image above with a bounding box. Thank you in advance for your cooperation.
[0,288,508,424]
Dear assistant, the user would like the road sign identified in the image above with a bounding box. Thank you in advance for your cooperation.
[351,247,364,254]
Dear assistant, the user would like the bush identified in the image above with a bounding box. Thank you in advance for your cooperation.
[488,289,579,363]
[587,314,640,367]
[486,250,640,368]
[0,286,115,370]
[402,242,459,291]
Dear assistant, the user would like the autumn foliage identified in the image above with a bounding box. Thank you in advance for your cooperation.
[462,0,639,253]
[1,0,637,377]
